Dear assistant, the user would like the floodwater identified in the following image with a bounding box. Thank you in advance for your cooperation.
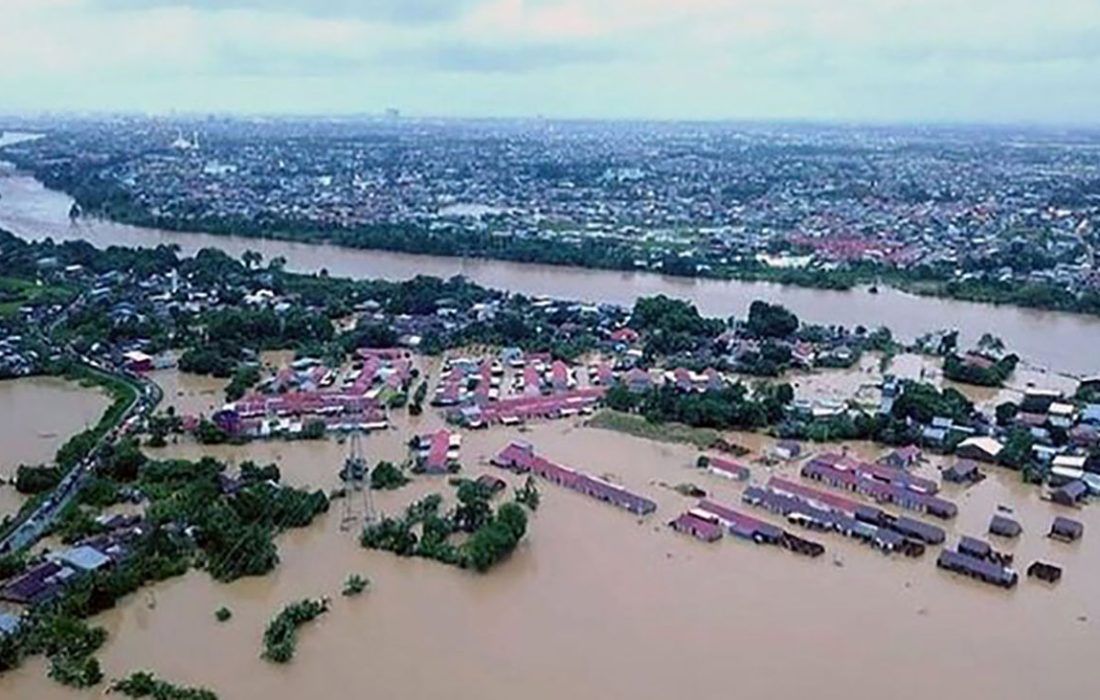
[1,380,1098,700]
[0,376,109,520]
[1,171,1100,375]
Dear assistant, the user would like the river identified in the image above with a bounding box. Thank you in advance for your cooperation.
[1,133,1098,377]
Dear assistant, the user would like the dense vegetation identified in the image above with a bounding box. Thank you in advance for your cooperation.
[261,598,329,664]
[361,479,537,572]
[111,671,219,700]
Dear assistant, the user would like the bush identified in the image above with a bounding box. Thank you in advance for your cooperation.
[15,464,62,494]
[111,671,219,700]
[261,598,329,664]
[215,607,232,623]
[370,461,409,491]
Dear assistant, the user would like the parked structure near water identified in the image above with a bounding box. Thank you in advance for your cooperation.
[492,441,656,516]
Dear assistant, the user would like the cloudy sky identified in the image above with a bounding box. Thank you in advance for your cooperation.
[3,0,1099,123]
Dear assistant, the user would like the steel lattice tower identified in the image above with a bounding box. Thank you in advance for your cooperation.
[339,430,375,530]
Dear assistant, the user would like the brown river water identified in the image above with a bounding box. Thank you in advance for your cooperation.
[0,371,1097,700]
[0,376,109,521]
[1,165,1100,376]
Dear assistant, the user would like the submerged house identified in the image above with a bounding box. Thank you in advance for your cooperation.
[943,460,985,485]
[1049,516,1084,542]
[699,455,750,481]
[492,442,656,516]
[989,514,1022,539]
[669,510,724,542]
[937,549,1018,589]
[1051,480,1089,507]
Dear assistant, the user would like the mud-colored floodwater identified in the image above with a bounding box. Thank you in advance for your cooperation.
[0,376,109,520]
[1,171,1100,375]
[1,376,1097,700]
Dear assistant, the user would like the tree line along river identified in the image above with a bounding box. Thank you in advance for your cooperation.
[1,139,1099,377]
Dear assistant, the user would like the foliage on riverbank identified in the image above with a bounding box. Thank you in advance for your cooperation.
[111,671,219,699]
[261,598,329,664]
[587,410,723,449]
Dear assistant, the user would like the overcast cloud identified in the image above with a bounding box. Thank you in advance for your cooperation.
[1,0,1099,123]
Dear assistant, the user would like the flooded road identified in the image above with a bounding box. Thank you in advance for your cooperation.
[1,169,1099,375]
[1,377,1098,700]
[0,376,109,520]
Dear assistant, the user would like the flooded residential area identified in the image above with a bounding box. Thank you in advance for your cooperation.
[3,10,1100,695]
[1,358,1098,700]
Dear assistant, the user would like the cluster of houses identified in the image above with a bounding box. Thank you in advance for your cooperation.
[801,452,958,519]
[212,349,414,437]
[670,499,825,557]
[0,515,143,607]
[492,441,656,516]
[411,429,461,474]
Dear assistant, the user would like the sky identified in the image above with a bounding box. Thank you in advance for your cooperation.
[2,0,1100,124]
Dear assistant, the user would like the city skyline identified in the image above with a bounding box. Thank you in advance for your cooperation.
[3,0,1100,125]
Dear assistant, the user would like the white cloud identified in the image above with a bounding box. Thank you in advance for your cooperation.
[0,0,1098,122]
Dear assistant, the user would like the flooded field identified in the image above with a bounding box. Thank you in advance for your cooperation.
[2,390,1098,699]
[0,377,110,520]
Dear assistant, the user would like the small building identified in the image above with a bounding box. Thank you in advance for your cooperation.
[773,440,802,461]
[1026,561,1062,584]
[699,455,750,481]
[955,437,1004,463]
[957,536,992,560]
[943,460,985,485]
[52,545,111,572]
[1051,480,1088,507]
[879,445,922,470]
[1049,516,1084,542]
[988,514,1022,539]
[669,510,723,542]
[122,350,154,373]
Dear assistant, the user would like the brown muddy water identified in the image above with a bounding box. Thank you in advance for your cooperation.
[1,384,1097,700]
[0,377,109,520]
[2,171,1100,376]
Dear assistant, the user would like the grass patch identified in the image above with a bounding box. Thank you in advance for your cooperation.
[0,276,74,317]
[586,410,722,449]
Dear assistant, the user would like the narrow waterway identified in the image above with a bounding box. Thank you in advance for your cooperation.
[0,148,1098,375]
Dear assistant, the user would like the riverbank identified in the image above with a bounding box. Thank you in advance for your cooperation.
[2,172,1100,375]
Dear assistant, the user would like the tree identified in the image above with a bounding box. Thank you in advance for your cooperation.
[745,300,799,338]
[370,461,409,491]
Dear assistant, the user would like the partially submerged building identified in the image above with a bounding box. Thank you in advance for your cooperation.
[493,441,656,516]
[1049,516,1084,542]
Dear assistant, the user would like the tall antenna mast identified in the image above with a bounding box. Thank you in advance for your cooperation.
[339,429,374,530]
